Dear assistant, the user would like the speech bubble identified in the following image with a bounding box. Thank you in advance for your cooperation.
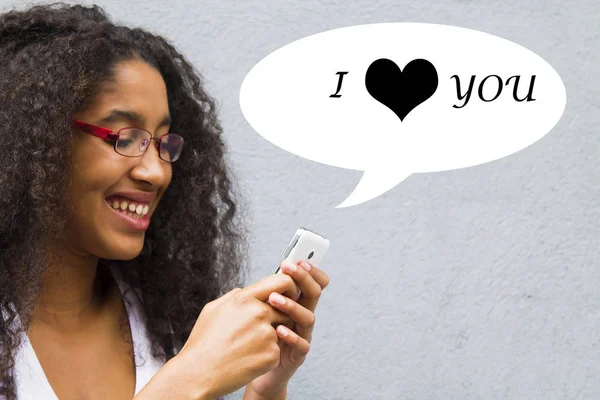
[239,23,566,208]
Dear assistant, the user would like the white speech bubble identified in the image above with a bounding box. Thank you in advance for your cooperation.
[239,23,566,208]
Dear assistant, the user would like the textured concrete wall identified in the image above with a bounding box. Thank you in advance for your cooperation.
[1,0,597,399]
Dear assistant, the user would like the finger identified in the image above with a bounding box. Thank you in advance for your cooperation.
[243,273,299,303]
[255,298,294,327]
[269,292,315,343]
[279,260,322,312]
[275,325,311,364]
[281,260,321,298]
[298,262,330,290]
[272,269,302,301]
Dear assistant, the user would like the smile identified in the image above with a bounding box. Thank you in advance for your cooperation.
[104,195,153,230]
[108,198,150,219]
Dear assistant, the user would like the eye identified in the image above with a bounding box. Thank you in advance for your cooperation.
[116,138,134,148]
[116,128,146,149]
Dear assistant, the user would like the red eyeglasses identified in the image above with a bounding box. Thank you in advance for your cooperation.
[72,119,184,162]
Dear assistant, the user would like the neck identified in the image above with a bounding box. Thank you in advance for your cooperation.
[32,247,113,331]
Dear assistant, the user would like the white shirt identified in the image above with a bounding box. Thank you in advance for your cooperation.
[12,265,166,399]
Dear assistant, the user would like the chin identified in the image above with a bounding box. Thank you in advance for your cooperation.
[101,237,145,261]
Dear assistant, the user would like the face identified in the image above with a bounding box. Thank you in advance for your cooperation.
[68,58,173,260]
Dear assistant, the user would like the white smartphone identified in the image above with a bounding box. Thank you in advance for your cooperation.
[271,228,330,275]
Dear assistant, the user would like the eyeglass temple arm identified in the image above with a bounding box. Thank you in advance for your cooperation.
[72,120,120,141]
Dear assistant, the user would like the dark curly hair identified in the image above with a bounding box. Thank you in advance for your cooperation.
[0,2,249,398]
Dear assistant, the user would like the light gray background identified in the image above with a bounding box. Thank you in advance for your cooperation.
[2,1,598,399]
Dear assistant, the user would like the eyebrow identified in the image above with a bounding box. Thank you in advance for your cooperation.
[96,109,172,130]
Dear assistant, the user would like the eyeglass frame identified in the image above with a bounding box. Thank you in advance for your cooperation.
[71,119,184,162]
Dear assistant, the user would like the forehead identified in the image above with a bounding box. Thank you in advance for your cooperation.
[80,59,170,124]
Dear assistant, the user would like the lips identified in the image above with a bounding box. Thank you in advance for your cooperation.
[104,191,158,231]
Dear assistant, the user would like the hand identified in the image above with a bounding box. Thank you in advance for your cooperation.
[172,273,302,400]
[246,260,330,399]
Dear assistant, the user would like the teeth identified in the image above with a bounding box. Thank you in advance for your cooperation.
[109,199,151,219]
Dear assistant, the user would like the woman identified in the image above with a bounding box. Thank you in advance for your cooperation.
[0,3,329,400]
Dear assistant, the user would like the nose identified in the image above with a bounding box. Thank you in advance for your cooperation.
[130,143,169,187]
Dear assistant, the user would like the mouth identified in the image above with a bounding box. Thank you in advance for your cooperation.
[106,196,151,219]
[104,194,153,231]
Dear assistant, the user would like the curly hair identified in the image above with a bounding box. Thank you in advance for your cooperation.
[0,2,249,398]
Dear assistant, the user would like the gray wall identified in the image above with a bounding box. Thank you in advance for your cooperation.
[2,0,597,399]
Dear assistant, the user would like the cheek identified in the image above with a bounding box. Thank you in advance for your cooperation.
[69,136,118,191]
[68,168,115,233]
[69,152,121,212]
[66,145,126,247]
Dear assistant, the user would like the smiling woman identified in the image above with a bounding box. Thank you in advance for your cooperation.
[0,2,330,400]
[67,60,176,259]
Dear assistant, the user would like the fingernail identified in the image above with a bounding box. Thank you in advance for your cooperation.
[283,262,297,272]
[278,326,289,337]
[270,293,286,306]
[299,261,311,271]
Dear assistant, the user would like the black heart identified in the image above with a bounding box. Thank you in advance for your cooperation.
[365,58,438,122]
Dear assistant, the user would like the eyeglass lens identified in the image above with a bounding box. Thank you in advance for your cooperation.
[116,128,184,162]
